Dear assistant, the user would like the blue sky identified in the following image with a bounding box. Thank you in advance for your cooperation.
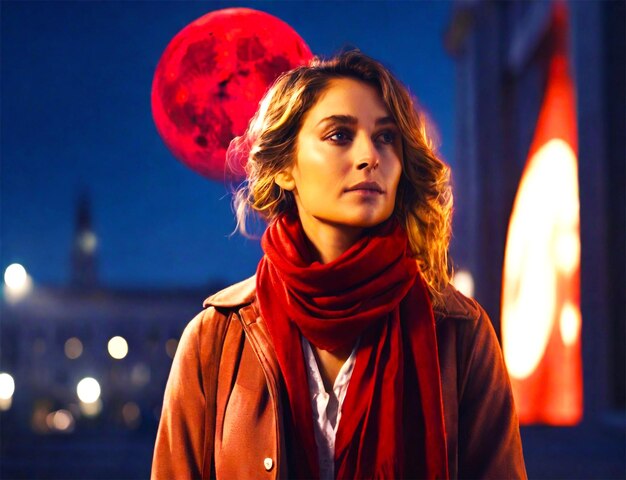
[1,1,455,288]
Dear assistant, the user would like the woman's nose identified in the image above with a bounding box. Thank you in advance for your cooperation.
[354,136,379,171]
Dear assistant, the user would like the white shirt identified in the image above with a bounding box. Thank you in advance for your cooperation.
[302,337,358,480]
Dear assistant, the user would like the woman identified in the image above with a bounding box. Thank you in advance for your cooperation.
[152,51,527,479]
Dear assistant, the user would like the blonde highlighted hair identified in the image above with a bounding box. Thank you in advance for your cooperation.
[230,51,453,301]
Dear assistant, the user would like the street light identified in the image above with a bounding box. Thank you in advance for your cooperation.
[0,372,15,410]
[3,263,32,301]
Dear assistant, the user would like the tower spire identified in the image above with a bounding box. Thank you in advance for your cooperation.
[71,191,98,288]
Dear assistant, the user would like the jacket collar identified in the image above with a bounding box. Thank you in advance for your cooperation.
[204,275,256,308]
[204,275,481,322]
[433,283,482,321]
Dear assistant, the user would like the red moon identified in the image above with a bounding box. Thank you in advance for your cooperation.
[151,8,312,181]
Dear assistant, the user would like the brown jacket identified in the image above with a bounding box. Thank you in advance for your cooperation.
[152,276,527,479]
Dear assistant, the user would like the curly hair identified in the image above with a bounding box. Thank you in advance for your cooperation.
[229,50,453,302]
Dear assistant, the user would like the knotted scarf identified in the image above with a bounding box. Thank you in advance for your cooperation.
[256,214,449,479]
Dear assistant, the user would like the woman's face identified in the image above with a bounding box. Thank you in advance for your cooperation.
[277,77,403,235]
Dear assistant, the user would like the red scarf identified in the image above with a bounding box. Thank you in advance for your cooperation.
[256,214,449,479]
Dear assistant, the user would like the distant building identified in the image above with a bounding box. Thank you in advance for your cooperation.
[0,194,225,478]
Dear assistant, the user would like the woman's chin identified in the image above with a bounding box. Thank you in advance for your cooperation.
[332,213,394,230]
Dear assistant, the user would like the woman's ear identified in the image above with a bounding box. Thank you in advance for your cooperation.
[275,169,296,191]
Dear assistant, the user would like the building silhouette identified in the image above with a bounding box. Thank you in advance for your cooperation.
[0,193,225,479]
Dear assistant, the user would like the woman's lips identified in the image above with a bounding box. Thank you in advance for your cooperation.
[345,181,384,194]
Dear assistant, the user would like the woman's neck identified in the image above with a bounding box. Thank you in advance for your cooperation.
[299,213,363,264]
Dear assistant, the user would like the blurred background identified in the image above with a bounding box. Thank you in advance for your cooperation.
[1,1,624,478]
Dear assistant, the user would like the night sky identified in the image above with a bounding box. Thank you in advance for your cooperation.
[1,1,455,289]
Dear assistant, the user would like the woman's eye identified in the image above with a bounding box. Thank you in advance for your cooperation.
[377,131,396,144]
[326,130,353,144]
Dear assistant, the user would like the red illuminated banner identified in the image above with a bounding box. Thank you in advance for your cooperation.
[501,2,582,425]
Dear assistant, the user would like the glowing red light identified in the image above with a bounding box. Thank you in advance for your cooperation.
[502,2,582,426]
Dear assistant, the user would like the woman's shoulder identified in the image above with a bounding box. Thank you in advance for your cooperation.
[432,283,500,359]
[202,275,257,310]
[434,284,504,383]
[433,283,484,324]
[176,276,257,350]
[172,277,256,376]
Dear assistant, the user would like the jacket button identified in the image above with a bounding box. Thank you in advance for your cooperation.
[263,457,274,471]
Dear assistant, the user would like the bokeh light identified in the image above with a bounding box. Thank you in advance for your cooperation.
[131,364,150,387]
[46,409,74,432]
[108,336,128,360]
[64,337,83,359]
[122,402,141,428]
[560,302,581,347]
[3,263,33,301]
[76,377,101,403]
[78,231,98,253]
[4,263,26,289]
[452,269,475,298]
[0,373,15,400]
[0,373,15,410]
